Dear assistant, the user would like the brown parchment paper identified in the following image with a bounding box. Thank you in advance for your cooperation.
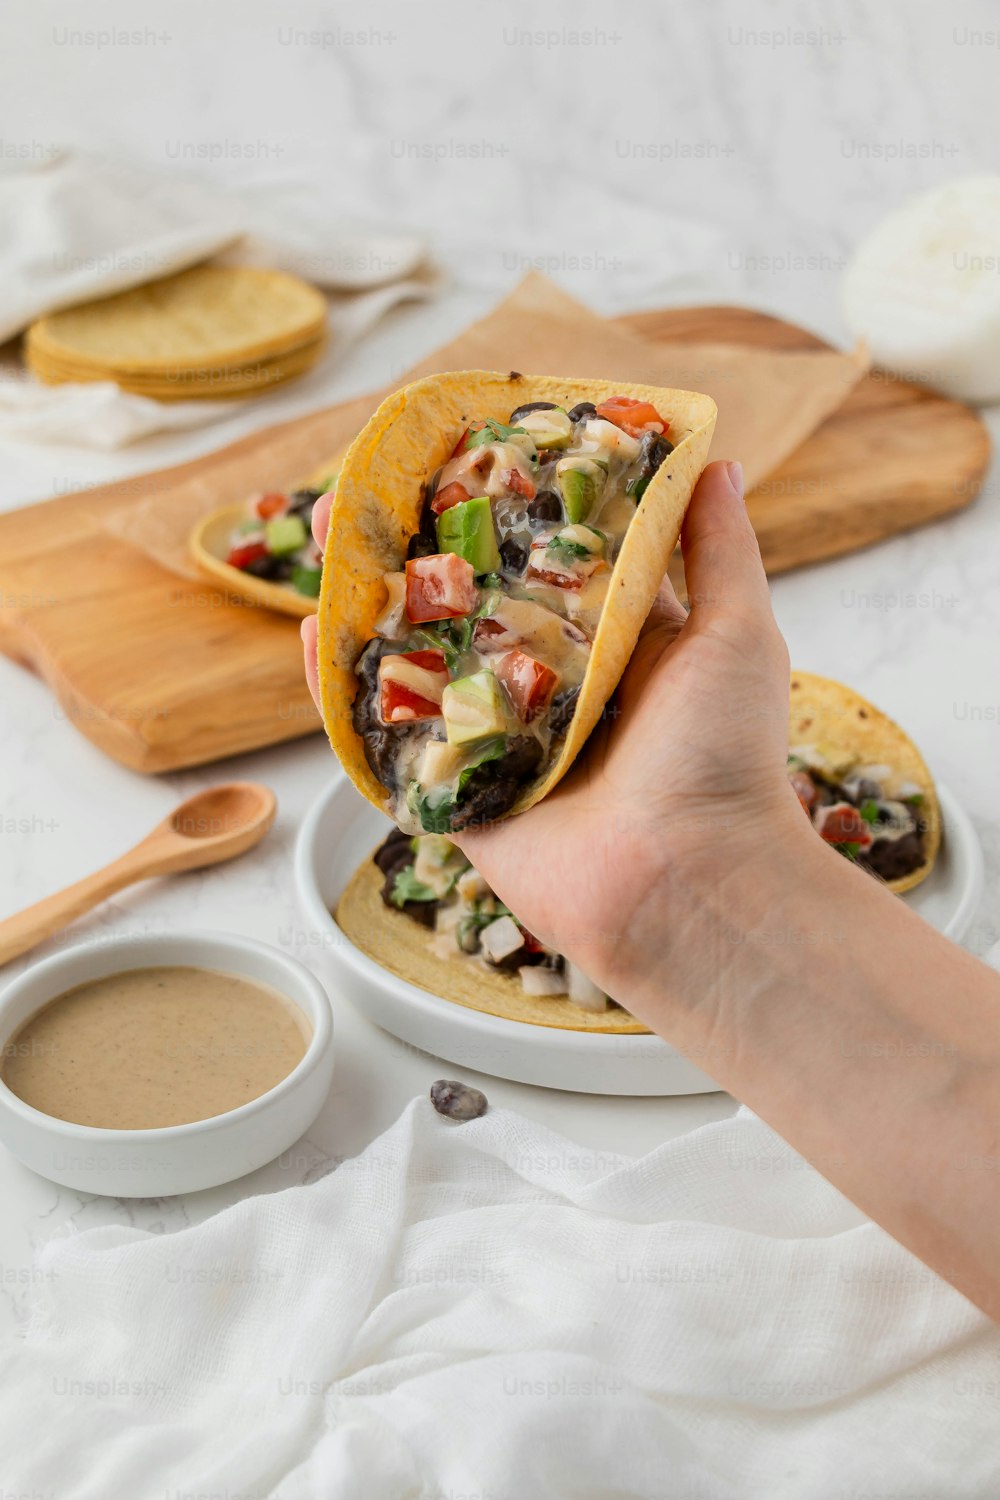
[104,271,867,579]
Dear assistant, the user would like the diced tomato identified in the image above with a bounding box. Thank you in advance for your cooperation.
[255,492,288,520]
[405,553,478,622]
[226,541,269,570]
[519,928,544,954]
[430,481,469,515]
[495,650,557,722]
[472,617,508,651]
[400,649,448,672]
[526,565,585,591]
[815,802,874,848]
[449,423,485,458]
[595,396,668,439]
[789,770,816,812]
[381,682,442,723]
[505,468,536,500]
[379,649,448,724]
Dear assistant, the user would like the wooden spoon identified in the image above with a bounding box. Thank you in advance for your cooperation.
[0,782,277,967]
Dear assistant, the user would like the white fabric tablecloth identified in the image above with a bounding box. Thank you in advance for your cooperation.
[1,1097,996,1499]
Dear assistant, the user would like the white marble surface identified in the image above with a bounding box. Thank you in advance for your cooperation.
[1,0,999,1334]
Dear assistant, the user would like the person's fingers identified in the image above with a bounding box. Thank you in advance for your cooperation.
[639,571,687,640]
[311,491,333,551]
[680,460,773,628]
[301,615,320,709]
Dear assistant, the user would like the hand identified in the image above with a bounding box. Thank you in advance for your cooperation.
[303,462,807,1014]
[300,489,333,712]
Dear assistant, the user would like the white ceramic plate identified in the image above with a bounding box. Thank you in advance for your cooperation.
[294,773,983,1097]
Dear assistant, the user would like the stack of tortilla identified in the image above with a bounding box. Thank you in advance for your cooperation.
[24,265,327,400]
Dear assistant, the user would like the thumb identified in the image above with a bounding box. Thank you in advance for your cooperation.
[681,460,772,627]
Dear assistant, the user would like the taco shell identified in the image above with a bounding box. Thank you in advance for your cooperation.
[318,370,717,821]
[189,453,343,617]
[336,854,650,1033]
[788,671,940,894]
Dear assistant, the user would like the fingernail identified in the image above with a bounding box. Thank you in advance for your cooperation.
[725,461,744,498]
[300,619,309,641]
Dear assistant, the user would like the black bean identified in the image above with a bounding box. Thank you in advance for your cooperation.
[527,489,563,523]
[487,945,528,972]
[430,1079,488,1121]
[509,400,561,423]
[499,537,529,574]
[567,402,597,423]
[242,555,283,580]
[407,491,439,559]
[858,830,925,882]
[289,488,322,510]
[373,830,413,877]
[406,531,438,561]
[353,639,405,792]
[548,687,580,738]
[393,895,438,928]
[450,735,544,831]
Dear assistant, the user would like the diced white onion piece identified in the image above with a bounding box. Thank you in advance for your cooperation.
[416,738,465,787]
[374,573,408,639]
[479,915,525,964]
[857,763,893,785]
[519,966,568,997]
[434,903,464,936]
[413,835,462,898]
[581,417,641,461]
[898,779,923,799]
[567,964,608,1012]
[456,868,491,905]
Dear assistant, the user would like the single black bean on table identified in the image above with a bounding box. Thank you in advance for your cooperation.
[430,1079,489,1121]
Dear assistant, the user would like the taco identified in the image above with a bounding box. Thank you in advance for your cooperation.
[787,672,940,893]
[190,457,341,617]
[336,828,649,1033]
[317,370,716,834]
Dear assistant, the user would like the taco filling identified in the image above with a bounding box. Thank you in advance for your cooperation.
[351,396,674,833]
[788,745,928,882]
[225,474,337,599]
[372,828,615,1012]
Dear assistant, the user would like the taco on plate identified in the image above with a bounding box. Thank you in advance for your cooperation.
[787,672,940,893]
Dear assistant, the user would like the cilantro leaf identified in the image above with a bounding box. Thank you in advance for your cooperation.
[457,737,507,795]
[835,842,860,861]
[465,420,528,450]
[859,799,879,825]
[415,789,455,834]
[547,535,591,562]
[390,867,439,907]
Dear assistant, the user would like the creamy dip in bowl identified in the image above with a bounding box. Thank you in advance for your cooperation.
[0,932,334,1196]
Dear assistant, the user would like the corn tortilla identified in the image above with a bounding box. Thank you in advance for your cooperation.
[789,671,940,894]
[318,369,717,823]
[336,854,650,1033]
[26,265,327,373]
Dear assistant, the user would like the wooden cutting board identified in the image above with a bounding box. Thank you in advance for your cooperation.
[0,306,988,774]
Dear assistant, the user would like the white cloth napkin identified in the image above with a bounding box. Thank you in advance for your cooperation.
[1,1098,997,1499]
[0,153,435,449]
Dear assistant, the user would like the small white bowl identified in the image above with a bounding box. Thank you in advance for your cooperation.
[0,932,335,1197]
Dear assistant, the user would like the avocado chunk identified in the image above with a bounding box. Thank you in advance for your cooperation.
[436,495,501,575]
[442,670,507,746]
[515,407,573,450]
[265,515,308,555]
[556,458,606,524]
